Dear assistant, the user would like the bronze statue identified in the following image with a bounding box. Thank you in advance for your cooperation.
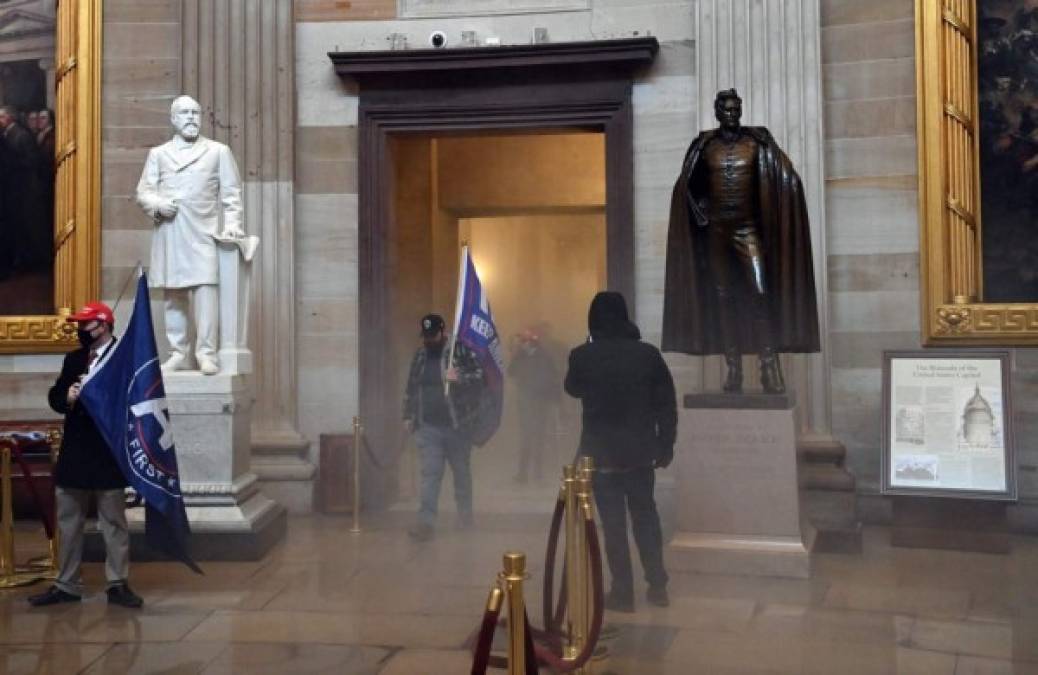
[662,89,820,394]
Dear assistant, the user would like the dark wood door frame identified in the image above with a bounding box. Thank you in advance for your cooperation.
[331,39,658,505]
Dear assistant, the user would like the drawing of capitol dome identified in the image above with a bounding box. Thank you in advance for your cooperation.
[962,385,995,446]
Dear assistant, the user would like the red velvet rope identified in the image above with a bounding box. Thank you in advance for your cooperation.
[470,589,504,675]
[473,501,606,673]
[542,494,566,633]
[528,516,605,673]
[1,439,55,540]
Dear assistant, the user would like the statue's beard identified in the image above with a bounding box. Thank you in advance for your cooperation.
[179,124,199,140]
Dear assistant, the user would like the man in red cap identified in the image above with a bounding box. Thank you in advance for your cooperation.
[28,301,143,608]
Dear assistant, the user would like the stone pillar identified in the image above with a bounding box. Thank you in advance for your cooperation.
[181,0,313,511]
[694,0,833,442]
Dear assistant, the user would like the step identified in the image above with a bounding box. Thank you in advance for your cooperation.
[800,464,856,492]
[797,439,847,465]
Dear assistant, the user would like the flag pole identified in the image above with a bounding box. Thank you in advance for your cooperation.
[446,244,469,397]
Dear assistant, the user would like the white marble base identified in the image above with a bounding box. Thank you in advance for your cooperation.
[146,371,286,557]
[667,397,813,579]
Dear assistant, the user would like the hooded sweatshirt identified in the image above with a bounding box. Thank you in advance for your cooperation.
[564,292,677,469]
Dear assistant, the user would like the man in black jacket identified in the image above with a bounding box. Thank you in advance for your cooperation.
[565,292,677,612]
[403,314,485,541]
[28,302,143,608]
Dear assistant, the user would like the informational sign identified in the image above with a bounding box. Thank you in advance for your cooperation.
[882,351,1016,499]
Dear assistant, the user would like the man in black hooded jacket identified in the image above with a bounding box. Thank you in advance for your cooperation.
[564,291,677,611]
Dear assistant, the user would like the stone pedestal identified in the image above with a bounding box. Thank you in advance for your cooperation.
[122,373,286,560]
[891,497,1010,555]
[668,393,813,578]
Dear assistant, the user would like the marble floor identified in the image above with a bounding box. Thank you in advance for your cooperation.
[2,510,1038,674]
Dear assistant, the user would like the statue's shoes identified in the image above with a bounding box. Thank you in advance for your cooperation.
[161,354,191,372]
[198,358,220,376]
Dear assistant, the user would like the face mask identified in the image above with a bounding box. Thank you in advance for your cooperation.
[77,328,94,348]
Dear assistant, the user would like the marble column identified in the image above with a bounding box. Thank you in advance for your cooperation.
[694,0,834,443]
[181,0,314,511]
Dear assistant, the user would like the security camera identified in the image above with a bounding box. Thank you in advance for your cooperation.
[429,31,447,48]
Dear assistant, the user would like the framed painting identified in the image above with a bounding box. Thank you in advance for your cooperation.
[0,0,101,353]
[882,350,1016,500]
[917,0,1038,344]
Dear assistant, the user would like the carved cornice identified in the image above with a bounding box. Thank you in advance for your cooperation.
[0,315,76,351]
[330,37,659,82]
[934,304,1038,343]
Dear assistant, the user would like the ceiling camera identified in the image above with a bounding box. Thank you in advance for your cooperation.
[430,31,447,48]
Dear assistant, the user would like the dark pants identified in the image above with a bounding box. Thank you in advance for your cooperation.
[593,467,668,601]
[517,399,549,481]
[708,223,772,353]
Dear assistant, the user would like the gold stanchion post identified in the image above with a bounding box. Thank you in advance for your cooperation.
[48,430,60,571]
[350,416,362,534]
[502,551,527,675]
[0,447,14,578]
[562,464,581,661]
[0,445,43,588]
[574,469,594,674]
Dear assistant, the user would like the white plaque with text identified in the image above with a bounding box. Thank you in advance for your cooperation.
[882,351,1015,499]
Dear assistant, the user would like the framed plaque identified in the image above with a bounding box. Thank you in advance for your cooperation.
[882,350,1015,500]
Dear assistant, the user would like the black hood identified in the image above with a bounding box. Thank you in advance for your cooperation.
[588,291,641,341]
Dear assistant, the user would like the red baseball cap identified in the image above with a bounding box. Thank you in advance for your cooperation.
[67,301,114,325]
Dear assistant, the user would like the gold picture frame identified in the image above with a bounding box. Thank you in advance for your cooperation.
[0,1,101,354]
[917,0,1038,344]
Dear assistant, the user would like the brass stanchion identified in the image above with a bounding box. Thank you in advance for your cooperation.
[0,447,14,578]
[0,445,44,588]
[350,416,362,534]
[574,465,594,674]
[562,464,582,662]
[502,551,527,675]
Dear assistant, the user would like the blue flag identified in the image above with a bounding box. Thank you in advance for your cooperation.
[451,246,505,446]
[80,271,202,574]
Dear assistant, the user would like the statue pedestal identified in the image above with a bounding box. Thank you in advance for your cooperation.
[124,372,285,560]
[667,393,813,578]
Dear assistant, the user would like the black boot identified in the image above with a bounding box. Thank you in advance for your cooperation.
[723,349,743,393]
[759,349,786,394]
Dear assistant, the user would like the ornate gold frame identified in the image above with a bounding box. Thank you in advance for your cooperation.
[917,0,1038,344]
[0,1,101,353]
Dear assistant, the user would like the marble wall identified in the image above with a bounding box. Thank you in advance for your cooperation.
[822,0,1038,517]
[821,0,919,493]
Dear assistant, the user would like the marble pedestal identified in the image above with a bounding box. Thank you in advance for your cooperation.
[668,393,814,579]
[99,373,286,561]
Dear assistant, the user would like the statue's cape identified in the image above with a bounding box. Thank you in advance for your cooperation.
[661,127,820,355]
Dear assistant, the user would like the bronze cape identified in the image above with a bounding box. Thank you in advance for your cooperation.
[661,127,820,355]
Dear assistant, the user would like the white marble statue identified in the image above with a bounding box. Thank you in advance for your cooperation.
[136,95,250,375]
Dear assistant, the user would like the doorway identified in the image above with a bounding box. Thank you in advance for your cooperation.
[386,131,606,511]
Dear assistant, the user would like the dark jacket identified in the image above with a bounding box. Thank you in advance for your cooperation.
[508,346,560,408]
[565,292,677,470]
[48,344,129,490]
[403,336,486,440]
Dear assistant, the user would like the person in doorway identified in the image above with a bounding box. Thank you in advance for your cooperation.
[403,313,486,541]
[564,292,677,612]
[28,302,143,609]
[507,328,559,483]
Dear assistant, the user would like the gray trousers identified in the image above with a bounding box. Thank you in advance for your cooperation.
[55,487,130,596]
